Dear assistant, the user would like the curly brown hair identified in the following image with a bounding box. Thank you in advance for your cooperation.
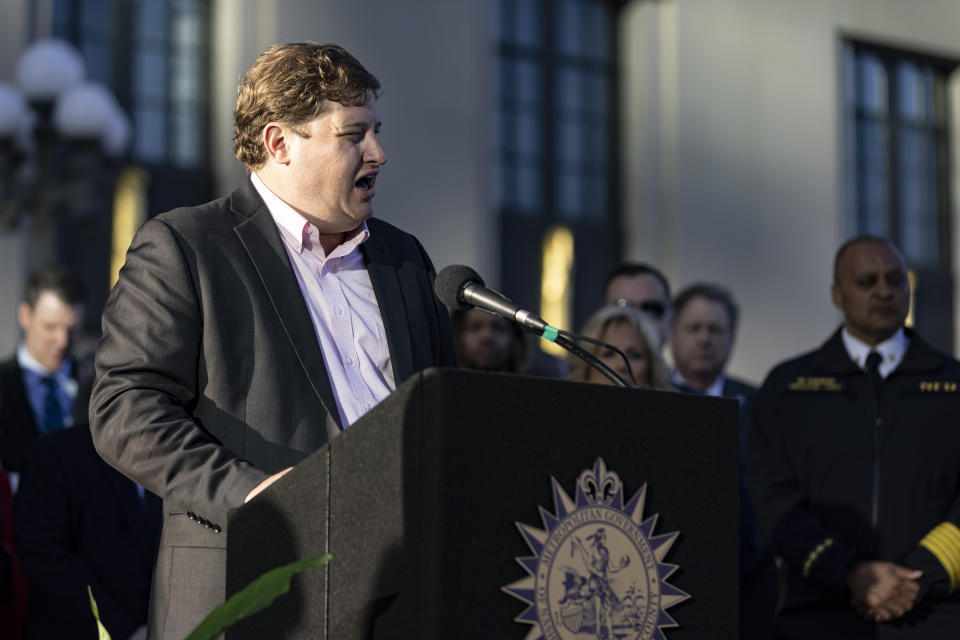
[233,42,381,169]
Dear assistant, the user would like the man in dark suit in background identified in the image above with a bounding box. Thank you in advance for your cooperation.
[0,268,88,636]
[669,282,778,639]
[90,43,456,639]
[670,283,756,435]
[14,423,160,640]
[0,268,86,476]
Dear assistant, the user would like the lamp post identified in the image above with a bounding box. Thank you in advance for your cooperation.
[0,38,130,338]
[0,37,130,270]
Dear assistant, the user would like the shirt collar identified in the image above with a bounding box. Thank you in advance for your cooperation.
[17,343,72,379]
[249,172,369,258]
[671,370,726,397]
[841,326,909,378]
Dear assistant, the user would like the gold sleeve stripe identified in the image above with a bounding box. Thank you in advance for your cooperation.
[920,522,960,593]
[801,537,834,579]
[920,535,960,593]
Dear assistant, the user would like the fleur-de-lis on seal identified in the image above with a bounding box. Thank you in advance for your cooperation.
[579,458,621,506]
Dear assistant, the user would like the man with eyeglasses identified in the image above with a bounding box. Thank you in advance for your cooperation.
[602,262,673,350]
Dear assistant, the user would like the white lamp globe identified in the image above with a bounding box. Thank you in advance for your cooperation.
[53,81,117,140]
[15,38,86,103]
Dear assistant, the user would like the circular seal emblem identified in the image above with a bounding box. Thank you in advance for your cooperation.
[504,459,689,640]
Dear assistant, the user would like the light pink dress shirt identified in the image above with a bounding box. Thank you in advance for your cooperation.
[250,173,395,427]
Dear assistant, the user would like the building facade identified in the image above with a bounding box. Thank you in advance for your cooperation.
[0,0,958,383]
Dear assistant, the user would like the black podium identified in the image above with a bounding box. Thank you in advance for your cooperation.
[226,368,739,639]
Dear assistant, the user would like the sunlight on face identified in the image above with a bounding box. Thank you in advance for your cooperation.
[18,291,82,372]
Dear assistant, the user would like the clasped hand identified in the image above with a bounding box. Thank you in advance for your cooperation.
[846,561,923,622]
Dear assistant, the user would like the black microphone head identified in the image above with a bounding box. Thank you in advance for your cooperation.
[435,265,484,312]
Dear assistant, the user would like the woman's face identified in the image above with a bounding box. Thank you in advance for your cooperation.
[586,319,650,387]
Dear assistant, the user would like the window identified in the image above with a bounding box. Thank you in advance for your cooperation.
[50,0,211,169]
[843,40,958,350]
[496,0,620,329]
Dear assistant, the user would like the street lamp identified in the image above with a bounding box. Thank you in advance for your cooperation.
[0,37,130,268]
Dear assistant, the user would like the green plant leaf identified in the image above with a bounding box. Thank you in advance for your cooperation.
[185,554,331,640]
[88,586,113,640]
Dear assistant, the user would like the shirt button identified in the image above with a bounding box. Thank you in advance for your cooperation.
[335,306,345,317]
[875,418,883,426]
[345,356,354,366]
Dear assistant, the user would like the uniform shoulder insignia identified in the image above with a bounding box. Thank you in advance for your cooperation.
[786,376,844,392]
[918,381,960,393]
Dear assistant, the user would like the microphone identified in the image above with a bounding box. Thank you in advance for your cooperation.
[434,265,553,337]
[434,265,631,387]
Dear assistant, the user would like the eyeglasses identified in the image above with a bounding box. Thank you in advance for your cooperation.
[614,298,667,319]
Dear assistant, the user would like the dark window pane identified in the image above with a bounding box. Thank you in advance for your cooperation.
[556,67,581,114]
[583,174,607,221]
[136,0,168,45]
[843,46,857,110]
[172,112,200,167]
[582,2,609,61]
[514,58,542,107]
[583,73,607,116]
[82,0,110,31]
[514,110,541,159]
[557,172,582,218]
[516,164,541,214]
[583,121,607,167]
[897,61,928,122]
[861,169,889,235]
[856,53,887,115]
[506,0,541,48]
[135,51,167,99]
[81,41,112,85]
[556,0,582,56]
[135,108,165,161]
[171,56,200,104]
[858,114,889,236]
[898,128,937,266]
[172,0,202,45]
[558,119,581,164]
[53,0,73,36]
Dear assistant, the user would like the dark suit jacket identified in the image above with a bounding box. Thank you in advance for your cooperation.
[90,178,457,639]
[673,373,776,639]
[721,375,758,459]
[14,424,160,640]
[0,359,40,474]
[0,357,90,473]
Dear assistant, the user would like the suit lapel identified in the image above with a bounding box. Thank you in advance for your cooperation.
[230,181,343,429]
[362,229,414,384]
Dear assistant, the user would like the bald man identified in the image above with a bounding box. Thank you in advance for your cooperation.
[747,236,960,638]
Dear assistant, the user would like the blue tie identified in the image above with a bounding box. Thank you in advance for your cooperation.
[41,376,65,433]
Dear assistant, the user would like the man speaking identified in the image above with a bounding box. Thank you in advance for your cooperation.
[90,43,456,639]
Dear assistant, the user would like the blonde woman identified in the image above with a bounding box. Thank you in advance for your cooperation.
[569,305,671,390]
